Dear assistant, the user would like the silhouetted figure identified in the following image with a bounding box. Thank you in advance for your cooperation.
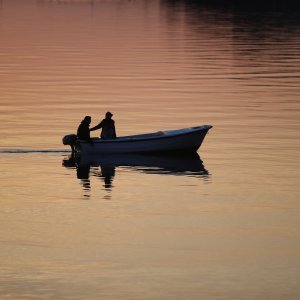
[77,165,91,191]
[100,165,115,189]
[62,155,91,197]
[77,116,93,144]
[90,112,117,139]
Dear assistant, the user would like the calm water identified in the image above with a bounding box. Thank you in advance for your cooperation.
[0,0,300,299]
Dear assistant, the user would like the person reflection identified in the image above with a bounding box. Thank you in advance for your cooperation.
[76,164,91,191]
[63,155,91,195]
[63,155,115,192]
[95,165,115,189]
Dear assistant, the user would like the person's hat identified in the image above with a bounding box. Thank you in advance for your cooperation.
[106,111,113,117]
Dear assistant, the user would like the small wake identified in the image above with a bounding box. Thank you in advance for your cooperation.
[0,149,70,154]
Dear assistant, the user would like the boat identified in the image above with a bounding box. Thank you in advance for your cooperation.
[62,125,212,154]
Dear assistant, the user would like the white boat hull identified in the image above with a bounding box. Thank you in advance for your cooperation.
[63,125,212,154]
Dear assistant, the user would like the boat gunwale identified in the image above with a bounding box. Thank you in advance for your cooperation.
[77,125,213,145]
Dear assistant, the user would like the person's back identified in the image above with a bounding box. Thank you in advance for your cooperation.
[77,116,91,140]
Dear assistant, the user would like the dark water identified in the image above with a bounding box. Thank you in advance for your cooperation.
[0,1,299,299]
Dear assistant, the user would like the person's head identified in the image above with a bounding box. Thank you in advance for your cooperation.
[105,111,113,119]
[83,115,91,124]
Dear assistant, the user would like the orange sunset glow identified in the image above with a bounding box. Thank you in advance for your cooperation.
[0,0,299,299]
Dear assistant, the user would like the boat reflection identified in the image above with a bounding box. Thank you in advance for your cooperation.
[62,152,210,193]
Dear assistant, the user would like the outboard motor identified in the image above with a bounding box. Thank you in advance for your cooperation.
[62,134,77,152]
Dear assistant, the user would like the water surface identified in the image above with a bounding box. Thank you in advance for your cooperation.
[0,0,299,299]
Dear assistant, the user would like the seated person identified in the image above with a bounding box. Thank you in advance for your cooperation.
[77,116,93,143]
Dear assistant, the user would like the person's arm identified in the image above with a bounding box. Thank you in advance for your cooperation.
[90,120,103,131]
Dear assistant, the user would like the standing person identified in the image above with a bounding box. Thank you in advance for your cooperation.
[90,112,117,139]
[77,116,93,143]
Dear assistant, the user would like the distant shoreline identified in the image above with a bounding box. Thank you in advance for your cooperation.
[172,0,300,10]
